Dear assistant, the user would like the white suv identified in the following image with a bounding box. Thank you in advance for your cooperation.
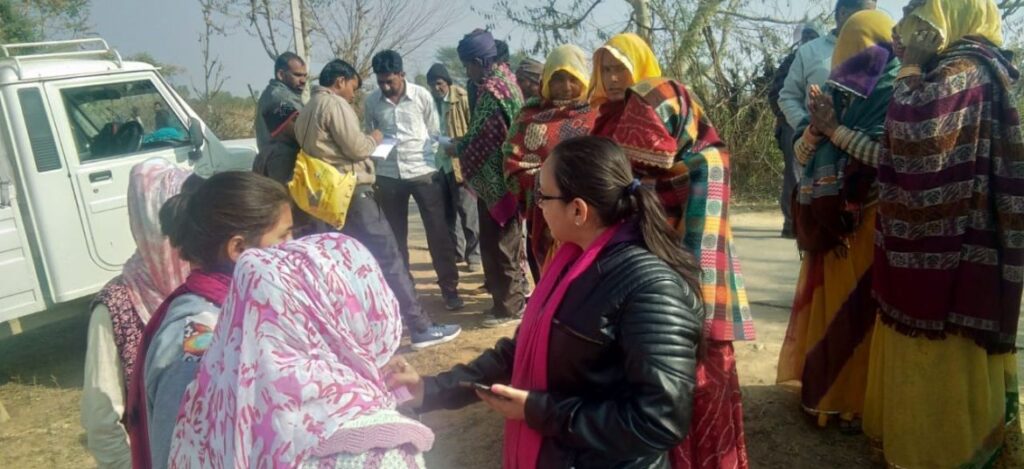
[0,38,254,324]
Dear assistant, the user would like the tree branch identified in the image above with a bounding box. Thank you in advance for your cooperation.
[716,10,808,25]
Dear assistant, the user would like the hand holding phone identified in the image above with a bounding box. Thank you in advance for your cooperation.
[459,381,501,397]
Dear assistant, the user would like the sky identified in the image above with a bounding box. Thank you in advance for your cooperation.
[90,0,908,97]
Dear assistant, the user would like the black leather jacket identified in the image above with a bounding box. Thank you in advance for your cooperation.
[421,238,703,468]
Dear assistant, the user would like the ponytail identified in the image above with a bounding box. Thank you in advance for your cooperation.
[550,136,704,305]
[631,186,703,303]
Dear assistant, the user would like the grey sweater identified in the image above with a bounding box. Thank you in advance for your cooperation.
[143,293,220,469]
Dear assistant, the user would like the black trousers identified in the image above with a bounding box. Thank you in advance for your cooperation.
[477,199,528,317]
[776,123,798,231]
[376,174,460,296]
[342,185,432,332]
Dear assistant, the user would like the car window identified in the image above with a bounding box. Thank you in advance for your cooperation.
[60,80,189,162]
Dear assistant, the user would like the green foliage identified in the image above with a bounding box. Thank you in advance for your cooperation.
[0,0,90,43]
[705,98,784,203]
[189,91,256,140]
[0,0,39,43]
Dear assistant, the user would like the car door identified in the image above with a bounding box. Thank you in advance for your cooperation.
[45,74,192,270]
[0,97,47,322]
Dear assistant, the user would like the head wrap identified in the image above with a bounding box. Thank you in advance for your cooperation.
[426,63,452,85]
[122,158,192,322]
[540,45,589,101]
[457,29,498,65]
[589,33,662,106]
[168,233,433,467]
[896,0,1003,50]
[829,10,897,98]
[516,58,544,84]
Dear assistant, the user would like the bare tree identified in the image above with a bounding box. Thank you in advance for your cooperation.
[217,0,462,79]
[1001,0,1024,19]
[481,0,823,102]
[193,0,229,117]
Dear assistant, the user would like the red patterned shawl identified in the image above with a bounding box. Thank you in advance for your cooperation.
[504,98,596,261]
[593,77,755,342]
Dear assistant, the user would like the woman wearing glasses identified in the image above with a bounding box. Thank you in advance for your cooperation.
[385,136,703,468]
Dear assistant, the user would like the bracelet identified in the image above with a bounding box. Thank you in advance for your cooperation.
[795,138,816,165]
[897,65,922,80]
[832,126,854,149]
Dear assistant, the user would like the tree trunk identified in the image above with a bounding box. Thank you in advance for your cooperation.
[667,0,725,79]
[290,0,311,100]
[629,0,653,44]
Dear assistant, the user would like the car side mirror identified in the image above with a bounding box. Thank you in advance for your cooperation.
[188,117,204,161]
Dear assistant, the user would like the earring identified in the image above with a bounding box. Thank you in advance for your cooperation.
[574,219,582,226]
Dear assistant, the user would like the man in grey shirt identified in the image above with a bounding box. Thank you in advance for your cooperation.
[254,52,306,152]
[364,50,464,312]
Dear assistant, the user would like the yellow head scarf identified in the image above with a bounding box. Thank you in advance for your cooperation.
[829,10,897,98]
[833,10,895,69]
[896,0,1003,50]
[541,44,590,102]
[589,33,662,106]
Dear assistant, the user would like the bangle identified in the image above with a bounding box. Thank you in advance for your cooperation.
[832,126,854,149]
[795,138,816,165]
[897,65,922,80]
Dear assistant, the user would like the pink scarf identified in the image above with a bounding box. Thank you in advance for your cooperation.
[122,158,192,322]
[505,223,624,468]
[169,233,433,468]
[126,270,231,469]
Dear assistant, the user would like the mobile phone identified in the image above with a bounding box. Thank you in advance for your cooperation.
[458,381,495,394]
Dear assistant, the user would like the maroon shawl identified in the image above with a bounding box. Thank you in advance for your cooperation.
[125,270,231,468]
[873,38,1023,353]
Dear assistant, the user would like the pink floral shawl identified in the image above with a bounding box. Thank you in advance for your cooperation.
[168,233,433,468]
[123,158,192,322]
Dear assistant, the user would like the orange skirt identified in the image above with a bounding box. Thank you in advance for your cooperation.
[776,206,877,421]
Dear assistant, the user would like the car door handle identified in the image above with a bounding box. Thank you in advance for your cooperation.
[89,170,112,183]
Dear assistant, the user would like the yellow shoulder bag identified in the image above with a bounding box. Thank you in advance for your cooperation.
[287,149,358,229]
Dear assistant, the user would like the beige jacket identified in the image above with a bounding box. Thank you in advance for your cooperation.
[295,86,377,185]
[444,84,471,139]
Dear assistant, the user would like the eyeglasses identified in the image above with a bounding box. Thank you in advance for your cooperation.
[535,187,571,204]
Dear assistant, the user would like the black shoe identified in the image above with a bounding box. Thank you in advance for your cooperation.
[481,314,521,328]
[781,226,796,239]
[443,292,465,311]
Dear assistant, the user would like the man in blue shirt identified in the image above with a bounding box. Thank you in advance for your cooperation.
[364,50,464,312]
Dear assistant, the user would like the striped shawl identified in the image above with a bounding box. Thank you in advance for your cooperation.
[593,77,755,342]
[873,38,1024,353]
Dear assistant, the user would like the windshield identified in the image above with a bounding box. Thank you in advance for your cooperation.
[61,79,189,161]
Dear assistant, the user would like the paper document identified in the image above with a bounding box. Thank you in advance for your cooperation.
[436,135,453,146]
[371,137,398,159]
